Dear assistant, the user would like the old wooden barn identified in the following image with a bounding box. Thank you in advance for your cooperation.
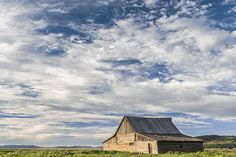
[103,116,203,154]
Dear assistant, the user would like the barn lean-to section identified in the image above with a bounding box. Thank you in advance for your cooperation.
[103,116,203,154]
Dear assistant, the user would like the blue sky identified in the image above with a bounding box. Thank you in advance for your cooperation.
[0,0,236,146]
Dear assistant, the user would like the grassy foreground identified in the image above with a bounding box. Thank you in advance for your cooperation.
[0,149,236,157]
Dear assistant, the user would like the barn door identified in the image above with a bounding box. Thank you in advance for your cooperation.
[148,143,152,154]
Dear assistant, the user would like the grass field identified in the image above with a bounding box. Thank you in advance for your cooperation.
[0,149,236,157]
[0,137,235,157]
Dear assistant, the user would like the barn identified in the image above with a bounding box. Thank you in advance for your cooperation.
[103,116,203,154]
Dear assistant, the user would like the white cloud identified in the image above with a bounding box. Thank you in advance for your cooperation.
[144,0,157,5]
[0,0,236,146]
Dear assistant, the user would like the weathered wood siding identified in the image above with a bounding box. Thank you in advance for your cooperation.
[103,117,136,152]
[135,134,158,154]
[103,133,135,152]
[157,141,203,153]
[103,133,157,154]
[117,117,134,134]
[103,118,158,154]
[103,133,158,154]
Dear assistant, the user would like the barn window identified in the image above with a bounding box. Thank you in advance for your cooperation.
[138,135,148,141]
[129,142,134,146]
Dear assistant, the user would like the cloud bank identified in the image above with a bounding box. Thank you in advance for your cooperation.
[0,0,235,146]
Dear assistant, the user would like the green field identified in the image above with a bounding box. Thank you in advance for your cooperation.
[0,149,236,157]
[1,137,236,157]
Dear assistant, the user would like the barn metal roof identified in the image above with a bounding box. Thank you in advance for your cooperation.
[143,134,203,142]
[126,116,182,135]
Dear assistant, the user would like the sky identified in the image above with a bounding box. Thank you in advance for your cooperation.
[0,0,236,146]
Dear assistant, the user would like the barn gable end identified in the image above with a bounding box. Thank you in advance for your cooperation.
[116,117,135,135]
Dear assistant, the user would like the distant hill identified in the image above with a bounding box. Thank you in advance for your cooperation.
[54,146,99,149]
[197,135,236,149]
[0,145,39,148]
[197,135,236,141]
[0,145,100,149]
